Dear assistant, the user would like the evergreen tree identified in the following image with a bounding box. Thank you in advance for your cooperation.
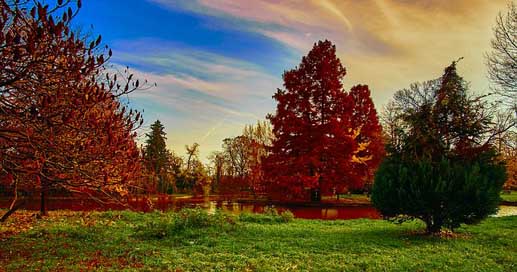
[373,61,507,233]
[143,120,170,193]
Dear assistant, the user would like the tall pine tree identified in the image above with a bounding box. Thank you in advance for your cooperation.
[144,120,170,193]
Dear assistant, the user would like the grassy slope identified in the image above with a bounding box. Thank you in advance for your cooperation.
[0,210,515,271]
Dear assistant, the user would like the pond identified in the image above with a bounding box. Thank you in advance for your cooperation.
[177,200,381,220]
[0,196,380,220]
[2,196,515,220]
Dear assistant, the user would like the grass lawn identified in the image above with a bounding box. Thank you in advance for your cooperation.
[0,209,515,271]
[501,191,517,203]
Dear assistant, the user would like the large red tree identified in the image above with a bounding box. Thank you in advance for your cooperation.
[0,0,144,220]
[264,40,383,200]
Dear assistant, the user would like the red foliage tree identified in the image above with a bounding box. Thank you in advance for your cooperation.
[243,120,273,196]
[210,121,272,196]
[348,85,385,190]
[0,0,145,220]
[264,40,384,200]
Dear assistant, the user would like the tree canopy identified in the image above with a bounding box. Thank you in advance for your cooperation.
[0,0,144,219]
[264,40,384,200]
[373,61,507,233]
[143,120,172,193]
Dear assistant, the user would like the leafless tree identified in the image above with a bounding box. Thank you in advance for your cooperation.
[486,2,517,108]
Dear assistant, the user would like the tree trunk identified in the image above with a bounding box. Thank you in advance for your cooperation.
[0,181,25,222]
[40,180,48,216]
[0,199,26,222]
[425,216,442,234]
[0,180,26,222]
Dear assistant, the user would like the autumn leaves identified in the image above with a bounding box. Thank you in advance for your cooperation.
[264,40,384,200]
[0,0,144,218]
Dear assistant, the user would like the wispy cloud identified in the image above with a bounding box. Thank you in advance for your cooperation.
[111,39,279,160]
[149,0,508,106]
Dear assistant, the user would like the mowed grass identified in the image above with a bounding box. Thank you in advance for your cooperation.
[0,209,515,271]
[501,191,517,203]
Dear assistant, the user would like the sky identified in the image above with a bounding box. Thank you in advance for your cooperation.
[75,0,509,161]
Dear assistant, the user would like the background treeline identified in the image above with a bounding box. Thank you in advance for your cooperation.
[139,120,272,197]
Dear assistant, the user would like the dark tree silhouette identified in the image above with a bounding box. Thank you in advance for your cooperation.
[373,61,507,233]
[486,2,517,107]
[143,120,171,193]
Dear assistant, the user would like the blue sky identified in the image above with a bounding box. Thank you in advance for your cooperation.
[75,0,296,74]
[73,0,509,161]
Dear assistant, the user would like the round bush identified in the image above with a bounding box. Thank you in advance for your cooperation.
[372,154,506,233]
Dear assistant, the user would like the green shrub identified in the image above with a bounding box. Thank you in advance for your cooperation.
[135,208,236,239]
[173,208,212,230]
[98,210,143,221]
[173,208,236,231]
[372,154,506,233]
[280,210,295,222]
[135,207,294,239]
[137,218,172,239]
[263,206,279,216]
[238,207,294,224]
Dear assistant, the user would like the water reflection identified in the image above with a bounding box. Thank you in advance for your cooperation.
[0,197,380,220]
[4,197,515,219]
[170,199,380,220]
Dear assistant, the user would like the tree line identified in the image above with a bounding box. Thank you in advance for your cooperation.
[140,120,208,195]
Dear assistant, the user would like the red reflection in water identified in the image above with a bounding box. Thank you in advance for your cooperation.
[0,197,380,220]
[286,206,380,220]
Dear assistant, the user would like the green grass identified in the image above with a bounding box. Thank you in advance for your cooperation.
[0,209,515,271]
[501,191,517,203]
